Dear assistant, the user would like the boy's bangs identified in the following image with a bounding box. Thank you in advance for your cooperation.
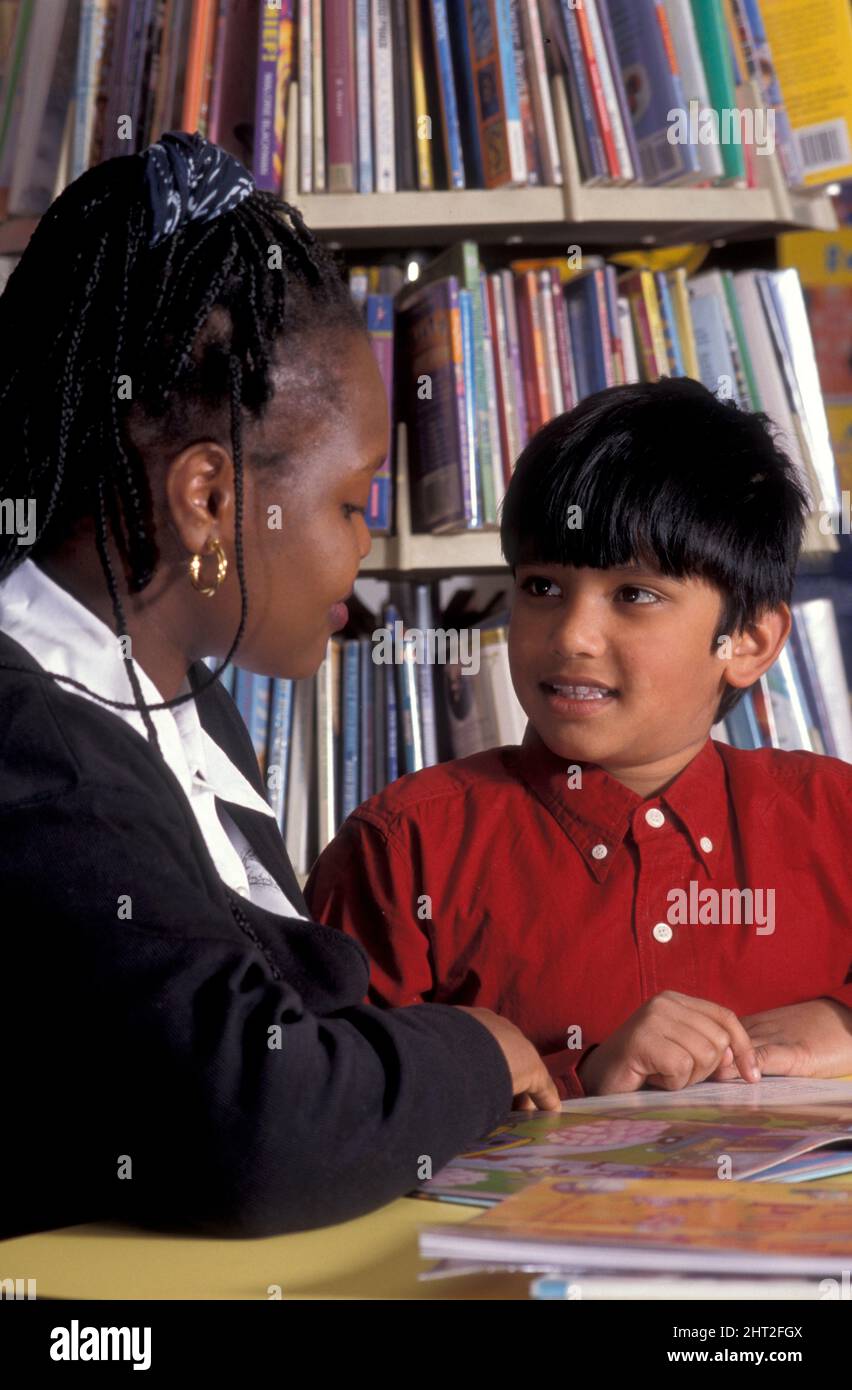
[505,445,733,587]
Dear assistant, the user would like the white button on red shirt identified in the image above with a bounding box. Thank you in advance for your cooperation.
[645,807,666,827]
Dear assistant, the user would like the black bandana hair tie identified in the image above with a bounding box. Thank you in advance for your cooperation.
[141,130,255,248]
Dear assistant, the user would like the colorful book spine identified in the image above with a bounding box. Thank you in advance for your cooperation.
[398,635,424,773]
[408,0,434,188]
[254,2,283,188]
[267,676,295,827]
[429,0,466,188]
[325,0,357,191]
[667,267,701,379]
[493,0,527,182]
[553,0,607,181]
[391,0,417,187]
[689,0,745,181]
[311,0,326,189]
[500,268,529,449]
[372,0,396,190]
[662,0,725,181]
[459,287,482,528]
[538,268,565,415]
[479,271,507,503]
[383,603,401,782]
[414,584,440,766]
[510,0,542,182]
[358,635,375,800]
[448,0,486,187]
[520,0,562,184]
[341,639,360,819]
[575,0,620,178]
[298,0,313,191]
[604,0,698,184]
[365,293,395,534]
[550,268,578,409]
[355,0,373,191]
[488,272,523,475]
[654,270,686,375]
[594,0,642,179]
[740,0,805,189]
[398,277,467,531]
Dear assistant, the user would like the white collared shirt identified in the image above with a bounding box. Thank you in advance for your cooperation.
[0,557,305,919]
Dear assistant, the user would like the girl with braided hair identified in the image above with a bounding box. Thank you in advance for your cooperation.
[0,133,557,1240]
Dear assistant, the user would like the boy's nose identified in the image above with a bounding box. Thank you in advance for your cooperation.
[548,601,607,659]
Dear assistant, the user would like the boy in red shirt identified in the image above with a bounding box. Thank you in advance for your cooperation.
[305,379,852,1098]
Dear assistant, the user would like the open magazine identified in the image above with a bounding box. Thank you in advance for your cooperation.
[413,1082,852,1208]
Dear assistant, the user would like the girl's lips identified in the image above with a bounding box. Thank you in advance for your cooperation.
[329,601,349,632]
[539,681,618,718]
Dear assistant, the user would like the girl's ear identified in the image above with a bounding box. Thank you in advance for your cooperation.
[722,603,793,693]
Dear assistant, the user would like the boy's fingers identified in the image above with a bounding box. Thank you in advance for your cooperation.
[675,996,761,1082]
[643,1039,705,1090]
[751,1043,804,1076]
[513,1093,537,1112]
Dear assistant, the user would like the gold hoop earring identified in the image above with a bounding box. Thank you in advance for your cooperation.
[189,537,228,597]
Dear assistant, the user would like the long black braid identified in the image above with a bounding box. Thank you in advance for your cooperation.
[0,148,365,937]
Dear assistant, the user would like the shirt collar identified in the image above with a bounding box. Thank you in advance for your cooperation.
[512,724,727,881]
[0,557,275,819]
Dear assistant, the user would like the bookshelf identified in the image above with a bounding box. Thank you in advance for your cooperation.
[362,425,507,575]
[279,75,838,251]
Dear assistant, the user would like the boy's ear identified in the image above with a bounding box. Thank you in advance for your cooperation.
[719,603,792,694]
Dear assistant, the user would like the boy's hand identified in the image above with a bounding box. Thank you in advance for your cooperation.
[577,991,762,1096]
[454,1005,562,1111]
[709,999,852,1081]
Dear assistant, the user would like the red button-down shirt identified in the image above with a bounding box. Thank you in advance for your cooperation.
[304,729,852,1098]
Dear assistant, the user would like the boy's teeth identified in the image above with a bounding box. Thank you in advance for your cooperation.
[550,684,611,699]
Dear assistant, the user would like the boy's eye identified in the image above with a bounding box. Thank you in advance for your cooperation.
[617,585,661,605]
[343,503,366,519]
[519,574,563,598]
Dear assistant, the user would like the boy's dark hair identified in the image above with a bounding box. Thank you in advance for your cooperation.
[0,148,366,743]
[500,378,809,720]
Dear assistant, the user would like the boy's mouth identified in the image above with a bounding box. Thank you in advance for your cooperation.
[539,678,619,716]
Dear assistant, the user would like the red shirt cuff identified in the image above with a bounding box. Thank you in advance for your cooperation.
[544,1043,599,1100]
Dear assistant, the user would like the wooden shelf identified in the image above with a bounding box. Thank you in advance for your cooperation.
[362,527,507,575]
[279,74,837,250]
[361,423,509,576]
[1,77,837,257]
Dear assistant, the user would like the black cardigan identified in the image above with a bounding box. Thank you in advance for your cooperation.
[0,629,511,1239]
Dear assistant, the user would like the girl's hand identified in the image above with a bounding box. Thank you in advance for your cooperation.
[709,999,852,1080]
[577,991,762,1096]
[454,1006,562,1111]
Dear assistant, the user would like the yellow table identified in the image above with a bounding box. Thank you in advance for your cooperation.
[8,1080,852,1300]
[1,1197,530,1300]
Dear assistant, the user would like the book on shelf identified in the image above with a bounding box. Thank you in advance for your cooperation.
[376,241,843,556]
[1,0,845,216]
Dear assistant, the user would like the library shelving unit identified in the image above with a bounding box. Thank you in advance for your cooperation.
[276,76,839,581]
[0,75,841,585]
[281,77,838,252]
